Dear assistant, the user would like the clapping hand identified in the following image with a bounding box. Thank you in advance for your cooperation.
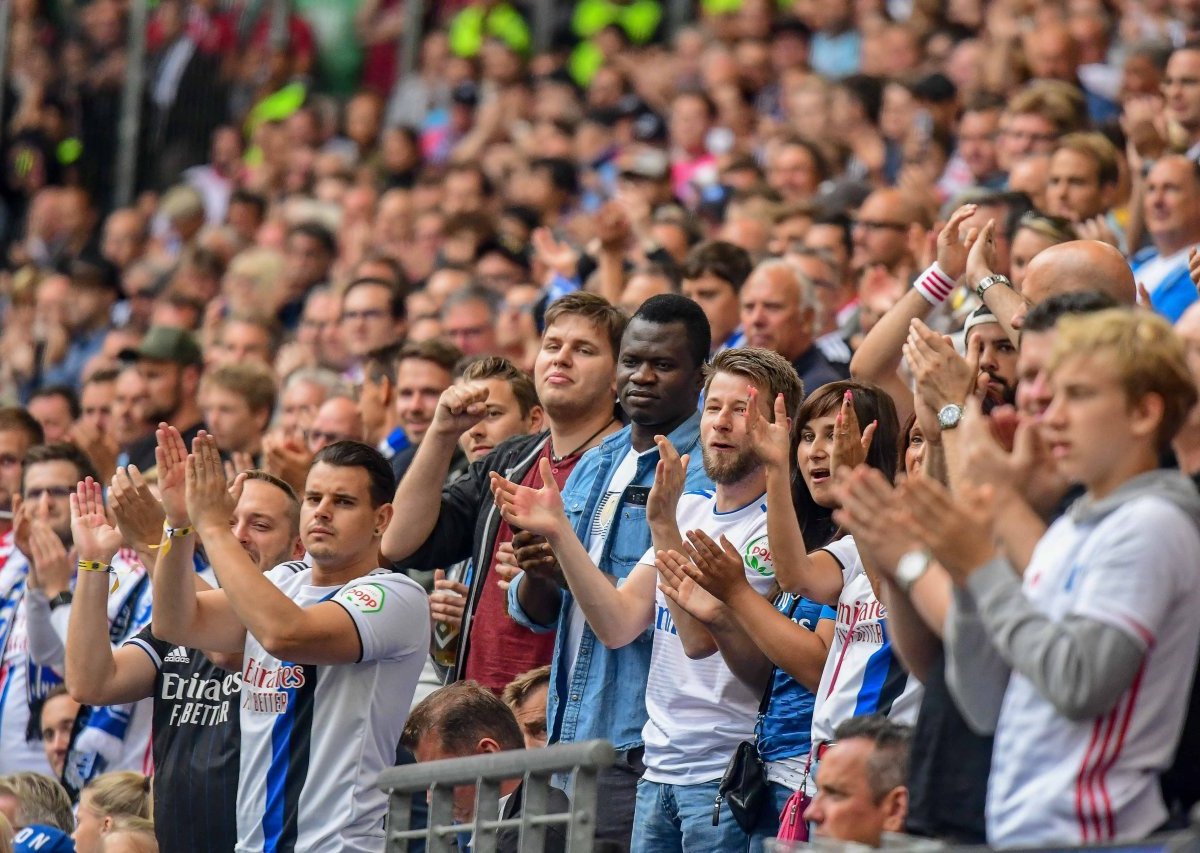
[745,388,793,472]
[490,458,568,540]
[935,204,980,281]
[70,478,124,566]
[900,477,998,582]
[647,435,688,529]
[829,390,876,476]
[681,529,752,603]
[833,466,918,578]
[185,433,238,536]
[656,549,724,625]
[154,423,190,527]
[109,466,165,552]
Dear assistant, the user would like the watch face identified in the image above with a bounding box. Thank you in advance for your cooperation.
[897,552,929,587]
[938,404,962,428]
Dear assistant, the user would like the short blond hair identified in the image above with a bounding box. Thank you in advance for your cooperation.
[201,362,278,415]
[1054,132,1120,186]
[1049,309,1197,448]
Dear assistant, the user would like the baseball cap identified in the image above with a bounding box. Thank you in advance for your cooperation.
[118,326,203,367]
[13,824,76,853]
[963,304,1000,341]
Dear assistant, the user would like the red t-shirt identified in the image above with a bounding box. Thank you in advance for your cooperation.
[463,440,580,692]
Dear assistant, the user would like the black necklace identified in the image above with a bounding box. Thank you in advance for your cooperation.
[550,418,616,464]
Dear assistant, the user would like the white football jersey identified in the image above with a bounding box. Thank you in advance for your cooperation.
[235,563,428,853]
[810,536,923,746]
[988,495,1200,846]
[640,490,777,785]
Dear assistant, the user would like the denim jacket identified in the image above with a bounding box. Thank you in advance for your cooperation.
[507,411,711,751]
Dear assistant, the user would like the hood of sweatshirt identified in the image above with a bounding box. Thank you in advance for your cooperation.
[1067,468,1200,527]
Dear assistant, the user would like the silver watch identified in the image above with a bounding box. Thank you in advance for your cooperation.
[896,549,932,593]
[975,274,1012,300]
[937,403,963,430]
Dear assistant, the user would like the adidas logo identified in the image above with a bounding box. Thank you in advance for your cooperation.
[164,647,191,664]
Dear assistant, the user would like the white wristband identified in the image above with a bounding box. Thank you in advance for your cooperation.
[912,262,956,305]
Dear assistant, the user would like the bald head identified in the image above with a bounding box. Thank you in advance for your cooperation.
[1020,240,1136,308]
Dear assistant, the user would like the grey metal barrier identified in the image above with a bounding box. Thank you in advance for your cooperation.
[379,739,616,853]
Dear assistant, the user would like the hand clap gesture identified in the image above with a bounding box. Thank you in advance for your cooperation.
[70,478,124,566]
[490,458,569,541]
[185,433,238,536]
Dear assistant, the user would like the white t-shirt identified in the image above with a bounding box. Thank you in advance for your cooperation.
[987,495,1200,847]
[566,447,644,676]
[810,536,923,746]
[235,563,428,853]
[640,490,777,785]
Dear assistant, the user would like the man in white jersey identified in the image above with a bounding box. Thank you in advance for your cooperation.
[0,408,47,774]
[493,347,803,851]
[152,429,428,853]
[903,309,1200,847]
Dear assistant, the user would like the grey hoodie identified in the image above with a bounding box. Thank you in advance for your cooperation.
[945,469,1200,735]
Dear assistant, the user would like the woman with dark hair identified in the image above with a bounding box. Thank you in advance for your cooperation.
[658,379,916,848]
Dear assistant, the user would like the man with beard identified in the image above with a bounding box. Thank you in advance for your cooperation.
[65,426,305,853]
[494,346,802,851]
[119,328,205,473]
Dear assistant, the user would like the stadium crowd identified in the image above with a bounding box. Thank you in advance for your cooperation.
[3,0,1200,850]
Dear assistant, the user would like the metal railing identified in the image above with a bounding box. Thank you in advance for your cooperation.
[379,739,616,853]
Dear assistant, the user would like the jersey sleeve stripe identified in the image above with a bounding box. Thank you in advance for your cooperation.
[125,638,163,670]
[331,599,366,664]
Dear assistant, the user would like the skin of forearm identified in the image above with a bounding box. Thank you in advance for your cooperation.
[980,283,1029,346]
[515,571,563,627]
[993,491,1047,575]
[150,532,203,647]
[726,584,829,693]
[764,467,840,605]
[545,519,650,647]
[851,287,934,382]
[65,568,122,703]
[596,248,626,307]
[197,526,308,652]
[650,517,716,657]
[382,431,457,561]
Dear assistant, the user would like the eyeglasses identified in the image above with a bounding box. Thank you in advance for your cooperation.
[24,486,72,501]
[851,219,908,232]
[341,309,389,324]
[446,324,491,339]
[306,430,354,447]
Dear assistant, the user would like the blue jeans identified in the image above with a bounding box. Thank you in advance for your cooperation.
[630,778,751,853]
[748,782,798,853]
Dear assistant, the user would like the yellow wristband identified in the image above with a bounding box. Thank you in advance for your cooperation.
[150,522,194,557]
[77,560,111,573]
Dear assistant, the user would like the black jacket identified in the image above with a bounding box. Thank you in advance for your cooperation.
[403,431,550,681]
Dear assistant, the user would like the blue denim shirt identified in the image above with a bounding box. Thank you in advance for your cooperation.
[507,411,711,751]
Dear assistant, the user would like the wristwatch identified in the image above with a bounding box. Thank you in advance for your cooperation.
[937,403,963,430]
[974,274,1012,300]
[896,550,932,593]
[48,591,74,612]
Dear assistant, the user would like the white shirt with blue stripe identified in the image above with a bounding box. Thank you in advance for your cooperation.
[235,563,428,853]
[809,536,923,747]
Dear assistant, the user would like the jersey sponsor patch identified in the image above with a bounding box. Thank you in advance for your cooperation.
[743,534,774,576]
[340,583,385,614]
